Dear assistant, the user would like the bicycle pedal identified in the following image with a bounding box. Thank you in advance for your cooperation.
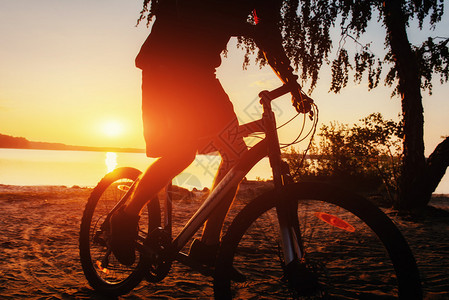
[176,252,214,277]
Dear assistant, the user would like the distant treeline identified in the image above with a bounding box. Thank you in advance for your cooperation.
[0,133,145,153]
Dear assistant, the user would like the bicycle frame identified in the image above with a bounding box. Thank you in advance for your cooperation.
[168,84,302,265]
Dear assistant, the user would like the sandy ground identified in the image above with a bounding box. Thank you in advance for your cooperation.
[0,183,448,299]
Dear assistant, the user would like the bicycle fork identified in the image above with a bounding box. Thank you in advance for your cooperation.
[259,91,303,266]
[259,90,320,295]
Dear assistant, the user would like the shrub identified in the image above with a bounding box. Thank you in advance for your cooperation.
[284,113,403,205]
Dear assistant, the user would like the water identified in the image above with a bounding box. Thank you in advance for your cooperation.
[0,148,272,190]
[0,148,448,194]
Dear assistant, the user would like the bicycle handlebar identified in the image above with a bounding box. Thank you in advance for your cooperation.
[258,84,291,101]
[259,82,314,115]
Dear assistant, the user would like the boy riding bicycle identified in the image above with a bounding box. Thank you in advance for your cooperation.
[109,0,312,268]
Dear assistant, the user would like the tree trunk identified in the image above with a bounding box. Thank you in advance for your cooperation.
[422,137,449,202]
[382,1,428,210]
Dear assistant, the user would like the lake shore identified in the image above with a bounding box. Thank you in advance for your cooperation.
[0,183,448,299]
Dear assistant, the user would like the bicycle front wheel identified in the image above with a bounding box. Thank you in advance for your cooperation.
[79,167,161,296]
[215,182,422,299]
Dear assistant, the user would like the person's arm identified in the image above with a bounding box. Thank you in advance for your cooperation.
[252,0,313,113]
[253,2,295,85]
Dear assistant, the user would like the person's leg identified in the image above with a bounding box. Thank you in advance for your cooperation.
[199,120,248,245]
[110,146,197,265]
[199,162,240,245]
[124,146,197,216]
[188,122,248,283]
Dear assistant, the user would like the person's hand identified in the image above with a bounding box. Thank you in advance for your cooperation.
[292,92,313,114]
[290,81,314,114]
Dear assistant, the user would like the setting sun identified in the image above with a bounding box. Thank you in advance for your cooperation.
[102,121,124,137]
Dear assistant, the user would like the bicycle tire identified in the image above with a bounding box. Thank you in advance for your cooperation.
[214,182,422,299]
[79,167,161,296]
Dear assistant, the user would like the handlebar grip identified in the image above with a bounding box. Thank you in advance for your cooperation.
[258,84,291,100]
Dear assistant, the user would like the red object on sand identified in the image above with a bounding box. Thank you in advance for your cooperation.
[315,212,356,232]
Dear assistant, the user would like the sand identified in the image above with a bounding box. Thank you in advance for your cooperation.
[0,183,448,299]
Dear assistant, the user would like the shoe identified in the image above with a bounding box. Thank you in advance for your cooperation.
[109,207,140,266]
[189,239,247,283]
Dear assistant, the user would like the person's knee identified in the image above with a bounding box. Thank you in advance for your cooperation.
[161,145,197,169]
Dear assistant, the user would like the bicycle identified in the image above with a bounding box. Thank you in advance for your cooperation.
[79,83,422,299]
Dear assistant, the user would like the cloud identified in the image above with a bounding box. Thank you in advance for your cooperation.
[250,78,278,88]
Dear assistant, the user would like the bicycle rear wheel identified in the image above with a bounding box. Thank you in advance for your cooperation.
[79,167,161,296]
[214,182,422,299]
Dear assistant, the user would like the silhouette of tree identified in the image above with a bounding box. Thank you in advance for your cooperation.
[138,1,449,210]
[0,134,30,149]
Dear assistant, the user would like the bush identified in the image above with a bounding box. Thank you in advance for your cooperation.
[284,113,403,206]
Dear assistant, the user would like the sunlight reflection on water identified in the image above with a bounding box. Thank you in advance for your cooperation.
[105,152,117,173]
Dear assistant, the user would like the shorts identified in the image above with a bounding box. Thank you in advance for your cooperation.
[141,67,238,157]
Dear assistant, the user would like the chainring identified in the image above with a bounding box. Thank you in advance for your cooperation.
[142,227,174,283]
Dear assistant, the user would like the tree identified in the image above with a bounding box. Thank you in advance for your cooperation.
[279,0,449,211]
[138,1,449,210]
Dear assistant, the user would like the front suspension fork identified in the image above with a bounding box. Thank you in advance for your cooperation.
[275,180,303,265]
[259,90,304,266]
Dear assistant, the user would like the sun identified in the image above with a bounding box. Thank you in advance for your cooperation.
[102,120,124,137]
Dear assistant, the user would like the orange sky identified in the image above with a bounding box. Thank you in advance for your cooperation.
[1,0,448,156]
